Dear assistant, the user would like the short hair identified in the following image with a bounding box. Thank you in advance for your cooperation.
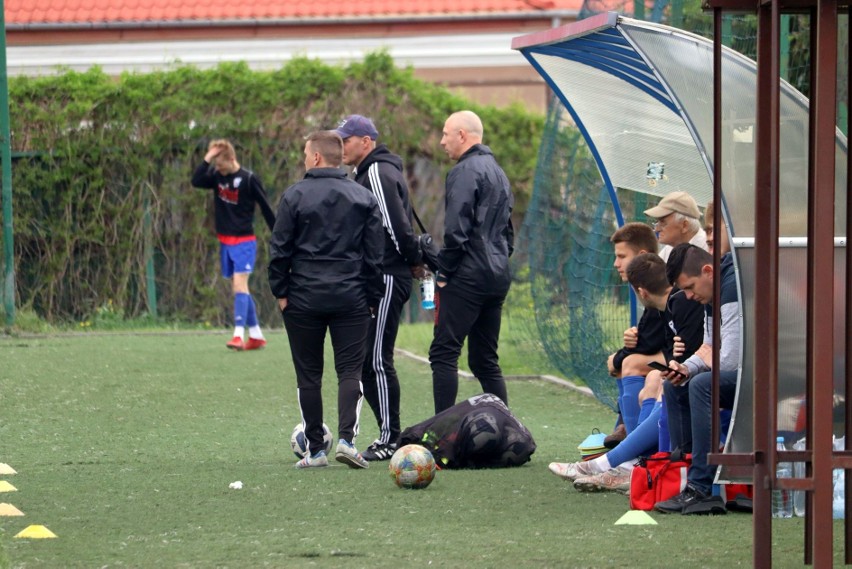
[666,243,713,285]
[610,222,658,254]
[704,199,715,230]
[449,110,484,139]
[626,253,670,296]
[671,211,702,233]
[306,130,343,167]
[209,139,236,162]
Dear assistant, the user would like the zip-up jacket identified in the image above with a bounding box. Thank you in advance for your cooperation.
[437,144,514,293]
[612,306,665,371]
[663,287,705,364]
[683,251,740,377]
[191,161,275,236]
[353,144,422,277]
[268,167,385,311]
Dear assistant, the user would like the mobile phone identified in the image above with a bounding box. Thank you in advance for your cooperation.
[647,361,685,378]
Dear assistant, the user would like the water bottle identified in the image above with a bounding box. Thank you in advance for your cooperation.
[772,436,793,518]
[420,275,435,310]
[792,437,805,517]
[833,468,846,519]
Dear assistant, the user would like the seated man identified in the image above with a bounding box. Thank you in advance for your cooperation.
[604,223,667,447]
[549,253,704,492]
[644,191,707,262]
[654,239,739,516]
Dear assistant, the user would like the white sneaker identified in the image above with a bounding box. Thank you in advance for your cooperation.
[295,450,329,469]
[548,460,596,481]
[335,440,369,469]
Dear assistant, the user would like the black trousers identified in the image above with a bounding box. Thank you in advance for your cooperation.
[429,283,508,414]
[283,303,370,454]
[362,274,411,446]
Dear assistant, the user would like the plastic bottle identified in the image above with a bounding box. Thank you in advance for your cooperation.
[420,275,435,310]
[772,436,793,518]
[792,437,805,517]
[833,468,846,519]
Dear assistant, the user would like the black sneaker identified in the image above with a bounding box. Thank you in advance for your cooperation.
[682,494,727,516]
[361,442,397,462]
[654,486,703,514]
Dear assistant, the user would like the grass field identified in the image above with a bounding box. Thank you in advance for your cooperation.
[0,330,841,567]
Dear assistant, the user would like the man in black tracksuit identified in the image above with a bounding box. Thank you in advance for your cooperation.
[269,130,384,470]
[335,115,425,461]
[429,110,514,414]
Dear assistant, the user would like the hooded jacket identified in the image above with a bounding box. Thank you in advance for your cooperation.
[268,167,385,311]
[437,144,514,293]
[353,144,422,277]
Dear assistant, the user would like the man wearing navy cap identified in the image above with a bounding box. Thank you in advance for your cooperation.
[335,114,425,461]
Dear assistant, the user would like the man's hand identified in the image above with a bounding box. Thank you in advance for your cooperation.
[278,298,288,312]
[607,353,618,377]
[672,335,685,358]
[664,360,690,386]
[623,326,638,349]
[204,146,222,163]
[410,264,427,280]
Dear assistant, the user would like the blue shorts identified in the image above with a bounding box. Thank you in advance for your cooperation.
[220,240,256,278]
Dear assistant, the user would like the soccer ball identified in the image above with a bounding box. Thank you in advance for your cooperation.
[290,423,333,458]
[389,444,437,489]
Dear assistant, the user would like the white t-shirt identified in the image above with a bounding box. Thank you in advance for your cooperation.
[658,230,709,262]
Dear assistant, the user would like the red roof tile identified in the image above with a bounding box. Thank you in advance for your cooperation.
[7,0,581,25]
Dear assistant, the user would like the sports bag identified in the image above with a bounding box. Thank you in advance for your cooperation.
[629,451,691,510]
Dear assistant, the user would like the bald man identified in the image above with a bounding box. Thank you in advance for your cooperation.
[428,110,514,413]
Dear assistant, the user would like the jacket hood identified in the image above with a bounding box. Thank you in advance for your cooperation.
[357,144,403,174]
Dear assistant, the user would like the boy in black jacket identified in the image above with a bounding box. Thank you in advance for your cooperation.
[336,114,425,461]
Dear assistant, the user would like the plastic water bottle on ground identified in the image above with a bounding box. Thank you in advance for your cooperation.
[792,437,805,517]
[834,436,846,519]
[420,276,435,310]
[772,436,793,518]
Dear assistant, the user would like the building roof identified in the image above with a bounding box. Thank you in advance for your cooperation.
[9,0,582,26]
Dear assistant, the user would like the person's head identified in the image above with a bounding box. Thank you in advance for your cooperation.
[610,222,658,282]
[208,139,239,174]
[666,243,714,304]
[626,253,671,309]
[334,114,378,167]
[703,199,731,256]
[304,131,344,171]
[644,191,702,247]
[441,110,483,161]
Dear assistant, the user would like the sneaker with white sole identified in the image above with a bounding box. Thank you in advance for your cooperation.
[573,468,631,494]
[295,450,328,469]
[548,460,596,481]
[361,441,398,462]
[335,439,369,469]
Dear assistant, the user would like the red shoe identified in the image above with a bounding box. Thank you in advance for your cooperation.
[226,336,245,351]
[244,338,267,351]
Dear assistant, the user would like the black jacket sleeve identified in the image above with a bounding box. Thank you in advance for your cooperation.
[268,191,296,299]
[191,161,215,188]
[363,200,386,307]
[249,173,276,231]
[665,290,705,363]
[612,307,666,370]
[438,166,477,276]
[374,165,421,265]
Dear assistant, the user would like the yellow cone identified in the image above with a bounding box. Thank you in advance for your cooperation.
[0,503,24,516]
[0,481,17,492]
[15,525,57,539]
[614,510,658,525]
[0,463,17,475]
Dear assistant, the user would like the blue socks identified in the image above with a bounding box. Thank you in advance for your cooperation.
[620,375,645,433]
[234,293,249,327]
[245,294,258,327]
[638,398,657,425]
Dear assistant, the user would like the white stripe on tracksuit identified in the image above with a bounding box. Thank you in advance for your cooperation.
[370,273,394,444]
[367,163,402,255]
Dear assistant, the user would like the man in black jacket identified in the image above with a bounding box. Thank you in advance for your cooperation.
[191,139,276,351]
[335,114,425,461]
[269,130,385,469]
[429,110,514,414]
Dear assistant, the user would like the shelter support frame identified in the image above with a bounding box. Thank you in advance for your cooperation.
[705,0,846,565]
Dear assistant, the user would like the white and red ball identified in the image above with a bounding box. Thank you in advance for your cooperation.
[389,444,437,489]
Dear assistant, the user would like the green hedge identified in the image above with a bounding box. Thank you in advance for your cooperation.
[3,53,543,326]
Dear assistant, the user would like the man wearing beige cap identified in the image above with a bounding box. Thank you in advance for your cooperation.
[644,191,708,261]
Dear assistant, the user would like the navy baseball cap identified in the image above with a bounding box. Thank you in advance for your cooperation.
[335,115,379,140]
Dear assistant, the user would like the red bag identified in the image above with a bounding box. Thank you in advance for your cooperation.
[629,451,691,510]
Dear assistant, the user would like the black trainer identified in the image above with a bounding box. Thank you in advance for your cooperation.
[361,442,397,462]
[654,485,702,514]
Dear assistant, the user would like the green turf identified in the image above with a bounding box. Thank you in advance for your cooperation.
[0,332,840,567]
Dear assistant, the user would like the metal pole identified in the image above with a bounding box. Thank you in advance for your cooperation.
[634,0,645,21]
[0,0,15,328]
[143,193,158,318]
